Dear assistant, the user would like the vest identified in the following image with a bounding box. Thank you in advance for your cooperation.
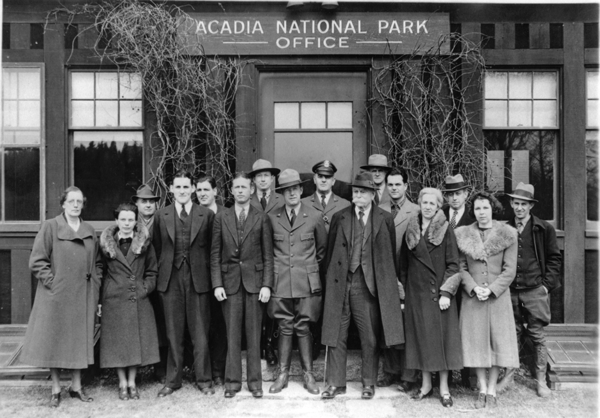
[514,219,543,289]
[348,210,376,296]
[173,206,193,269]
[349,211,365,273]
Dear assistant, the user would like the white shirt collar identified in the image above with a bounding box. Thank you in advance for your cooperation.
[235,202,250,217]
[355,204,372,221]
[205,202,218,214]
[118,230,134,240]
[317,190,332,206]
[286,203,301,219]
[257,189,271,200]
[175,201,193,217]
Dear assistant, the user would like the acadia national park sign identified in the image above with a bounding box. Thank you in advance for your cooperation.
[179,12,450,55]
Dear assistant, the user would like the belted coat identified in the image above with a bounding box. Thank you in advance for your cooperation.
[99,223,160,368]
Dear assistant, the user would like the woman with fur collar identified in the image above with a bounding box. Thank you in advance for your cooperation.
[441,191,519,409]
[99,203,159,401]
[400,188,462,408]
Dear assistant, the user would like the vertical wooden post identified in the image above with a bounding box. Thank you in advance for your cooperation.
[11,250,31,324]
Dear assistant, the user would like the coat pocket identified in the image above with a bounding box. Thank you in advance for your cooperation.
[306,263,321,293]
[273,234,285,242]
[301,233,315,241]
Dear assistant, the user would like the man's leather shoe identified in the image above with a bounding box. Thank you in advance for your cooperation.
[377,373,399,387]
[199,385,215,395]
[321,385,346,399]
[224,389,238,398]
[251,389,263,398]
[69,388,93,402]
[157,387,176,397]
[119,387,129,400]
[50,392,61,408]
[361,385,375,400]
[397,380,415,393]
[213,377,224,386]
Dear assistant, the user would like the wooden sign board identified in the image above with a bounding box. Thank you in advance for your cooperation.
[179,12,450,55]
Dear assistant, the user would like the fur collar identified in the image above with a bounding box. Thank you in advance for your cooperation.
[454,221,517,261]
[100,222,150,259]
[406,210,448,250]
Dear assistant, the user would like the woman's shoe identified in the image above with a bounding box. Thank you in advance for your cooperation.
[119,387,129,401]
[129,386,140,400]
[474,392,486,409]
[50,392,61,408]
[410,388,433,400]
[69,388,93,402]
[486,394,498,408]
[440,393,453,407]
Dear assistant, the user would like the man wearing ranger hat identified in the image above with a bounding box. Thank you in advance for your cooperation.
[361,154,393,206]
[321,172,404,400]
[499,182,562,397]
[302,160,350,233]
[267,169,327,395]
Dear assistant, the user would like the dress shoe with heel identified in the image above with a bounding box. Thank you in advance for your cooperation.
[361,385,375,400]
[50,392,61,408]
[321,385,346,399]
[440,393,453,407]
[129,386,140,400]
[69,388,93,402]
[119,387,129,401]
[410,387,433,401]
[486,394,497,408]
[474,392,486,409]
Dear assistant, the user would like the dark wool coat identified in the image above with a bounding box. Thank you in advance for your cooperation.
[441,221,520,368]
[21,214,102,369]
[99,223,160,368]
[322,205,404,348]
[400,210,463,372]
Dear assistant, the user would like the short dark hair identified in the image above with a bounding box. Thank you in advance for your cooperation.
[60,186,86,208]
[386,167,409,183]
[113,202,138,220]
[196,173,217,189]
[233,171,252,181]
[468,191,504,219]
[170,169,194,185]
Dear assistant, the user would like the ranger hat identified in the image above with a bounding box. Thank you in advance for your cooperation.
[131,184,160,202]
[441,174,470,192]
[276,168,306,190]
[312,160,337,176]
[506,182,538,203]
[350,172,377,191]
[360,154,392,171]
[248,159,281,178]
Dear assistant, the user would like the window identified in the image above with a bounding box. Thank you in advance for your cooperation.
[586,69,598,225]
[69,71,144,221]
[1,65,44,222]
[484,71,558,223]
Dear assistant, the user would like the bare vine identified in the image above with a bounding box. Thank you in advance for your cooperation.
[48,0,243,206]
[373,33,488,200]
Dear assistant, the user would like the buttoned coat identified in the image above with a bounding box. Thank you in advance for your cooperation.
[22,214,102,369]
[441,221,520,368]
[321,205,404,348]
[152,203,214,293]
[250,191,284,214]
[399,211,462,372]
[211,205,275,294]
[380,198,420,258]
[268,204,328,298]
[301,192,350,233]
[99,223,159,368]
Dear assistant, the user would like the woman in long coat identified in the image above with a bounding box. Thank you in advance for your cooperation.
[100,203,159,400]
[400,188,462,408]
[22,186,102,407]
[441,191,519,409]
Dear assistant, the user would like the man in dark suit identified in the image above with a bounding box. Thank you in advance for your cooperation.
[321,172,405,400]
[211,172,274,398]
[360,154,393,206]
[153,170,215,397]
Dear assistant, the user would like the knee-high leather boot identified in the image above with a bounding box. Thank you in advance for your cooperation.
[535,345,551,398]
[298,334,319,395]
[269,335,292,393]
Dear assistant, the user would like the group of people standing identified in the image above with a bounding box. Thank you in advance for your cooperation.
[20,153,562,409]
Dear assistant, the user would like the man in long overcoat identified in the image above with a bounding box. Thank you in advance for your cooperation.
[321,172,404,400]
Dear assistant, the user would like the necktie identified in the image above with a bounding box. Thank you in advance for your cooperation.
[359,210,365,228]
[450,210,458,229]
[119,237,133,244]
[290,209,296,227]
[320,194,327,209]
[349,210,365,273]
[238,208,246,240]
[374,190,380,205]
[260,192,267,210]
[517,222,524,234]
[391,203,398,219]
[180,205,188,219]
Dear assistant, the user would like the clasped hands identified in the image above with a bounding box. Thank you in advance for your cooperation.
[214,286,271,303]
[474,286,492,301]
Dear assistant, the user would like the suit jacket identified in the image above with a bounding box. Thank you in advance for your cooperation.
[376,186,392,207]
[250,191,284,214]
[321,205,404,348]
[380,198,420,258]
[443,205,475,229]
[210,205,274,295]
[301,192,351,233]
[152,203,215,294]
[269,204,328,298]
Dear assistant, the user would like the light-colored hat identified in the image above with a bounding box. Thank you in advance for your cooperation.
[360,154,392,171]
[131,184,160,202]
[276,168,306,190]
[349,172,377,191]
[248,159,281,178]
[506,182,538,203]
[441,174,470,192]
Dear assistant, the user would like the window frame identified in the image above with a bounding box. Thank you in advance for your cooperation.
[585,67,599,233]
[0,62,46,229]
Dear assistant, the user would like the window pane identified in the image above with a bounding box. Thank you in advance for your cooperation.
[533,72,557,99]
[119,73,142,99]
[18,101,41,128]
[4,148,40,221]
[508,100,532,127]
[485,72,508,99]
[71,73,95,99]
[74,131,144,221]
[2,71,18,99]
[96,73,119,99]
[71,101,95,126]
[96,100,119,126]
[485,130,556,221]
[327,102,352,129]
[588,71,599,99]
[3,101,18,128]
[301,102,326,129]
[13,131,41,145]
[587,139,598,221]
[120,101,143,127]
[274,102,299,129]
[533,100,557,127]
[484,100,508,127]
[18,70,40,100]
[509,72,532,99]
[588,100,599,128]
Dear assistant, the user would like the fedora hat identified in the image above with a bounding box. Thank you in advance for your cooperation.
[248,159,281,178]
[131,184,160,202]
[441,174,470,192]
[506,182,538,203]
[349,172,377,191]
[360,154,392,171]
[276,168,306,190]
